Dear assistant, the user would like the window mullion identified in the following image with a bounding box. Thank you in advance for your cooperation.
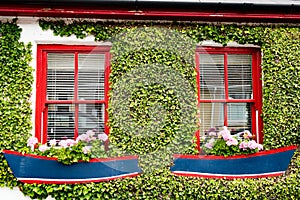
[104,52,111,135]
[42,51,48,144]
[224,53,229,126]
[196,53,201,103]
[74,52,79,138]
[224,53,229,100]
[251,52,262,142]
[42,106,48,144]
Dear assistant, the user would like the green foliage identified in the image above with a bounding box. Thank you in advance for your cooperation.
[25,133,124,165]
[260,27,300,149]
[107,27,198,172]
[30,141,92,165]
[38,19,300,148]
[202,129,262,156]
[205,137,259,157]
[0,19,33,188]
[208,138,240,156]
[53,142,91,165]
[0,19,300,199]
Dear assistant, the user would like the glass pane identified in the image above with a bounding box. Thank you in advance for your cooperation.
[47,53,74,100]
[78,104,105,135]
[228,55,252,99]
[199,54,225,99]
[78,54,105,100]
[47,104,75,141]
[198,103,225,142]
[199,102,253,145]
[227,102,252,135]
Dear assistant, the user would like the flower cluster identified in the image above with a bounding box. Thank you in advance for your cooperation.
[202,127,263,156]
[26,130,109,165]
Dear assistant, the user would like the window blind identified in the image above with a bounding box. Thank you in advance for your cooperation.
[199,54,225,99]
[47,53,75,100]
[198,53,254,144]
[228,55,252,99]
[78,54,105,100]
[46,52,106,141]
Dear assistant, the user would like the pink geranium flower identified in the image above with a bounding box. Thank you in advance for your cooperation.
[87,136,97,142]
[208,131,217,137]
[58,140,68,148]
[226,138,238,146]
[27,136,38,151]
[38,144,49,152]
[218,127,232,141]
[86,130,97,142]
[77,130,98,142]
[205,126,263,156]
[204,138,215,149]
[98,133,108,142]
[247,140,258,149]
[65,139,77,147]
[209,138,215,144]
[257,143,263,151]
[49,139,57,147]
[243,130,252,139]
[223,133,233,141]
[82,146,90,154]
[86,130,95,137]
[204,142,214,149]
[239,141,249,150]
[76,134,88,142]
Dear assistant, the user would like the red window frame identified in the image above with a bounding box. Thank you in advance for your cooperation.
[36,45,111,143]
[195,47,263,143]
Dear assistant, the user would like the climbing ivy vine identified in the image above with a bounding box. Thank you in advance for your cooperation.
[0,18,299,199]
[0,19,33,187]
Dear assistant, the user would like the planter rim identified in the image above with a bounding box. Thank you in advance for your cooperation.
[2,149,139,162]
[173,145,298,160]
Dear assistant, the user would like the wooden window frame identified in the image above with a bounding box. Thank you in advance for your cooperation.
[36,45,111,143]
[195,47,263,143]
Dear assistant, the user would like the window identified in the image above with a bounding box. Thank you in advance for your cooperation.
[196,47,263,143]
[36,45,110,143]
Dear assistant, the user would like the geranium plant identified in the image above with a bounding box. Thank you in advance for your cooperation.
[202,126,263,156]
[26,130,109,165]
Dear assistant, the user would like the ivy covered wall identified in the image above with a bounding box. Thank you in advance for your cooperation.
[37,20,300,149]
[0,19,33,188]
[0,19,299,199]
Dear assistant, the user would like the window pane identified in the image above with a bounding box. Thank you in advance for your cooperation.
[227,102,252,134]
[199,103,225,140]
[78,54,105,100]
[47,53,74,100]
[228,55,252,99]
[78,104,105,135]
[47,104,75,141]
[199,54,225,99]
[199,102,252,139]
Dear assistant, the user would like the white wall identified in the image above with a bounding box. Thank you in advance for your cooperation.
[0,187,32,200]
[17,17,102,136]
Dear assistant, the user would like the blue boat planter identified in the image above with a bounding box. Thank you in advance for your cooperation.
[171,145,298,179]
[2,150,142,184]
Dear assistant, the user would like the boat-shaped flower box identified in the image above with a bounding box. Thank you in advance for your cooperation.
[171,145,298,179]
[2,150,142,184]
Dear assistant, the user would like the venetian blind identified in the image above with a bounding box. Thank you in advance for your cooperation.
[199,54,225,99]
[227,54,252,99]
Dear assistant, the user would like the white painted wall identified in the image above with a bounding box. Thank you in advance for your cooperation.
[17,16,102,136]
[0,187,31,200]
